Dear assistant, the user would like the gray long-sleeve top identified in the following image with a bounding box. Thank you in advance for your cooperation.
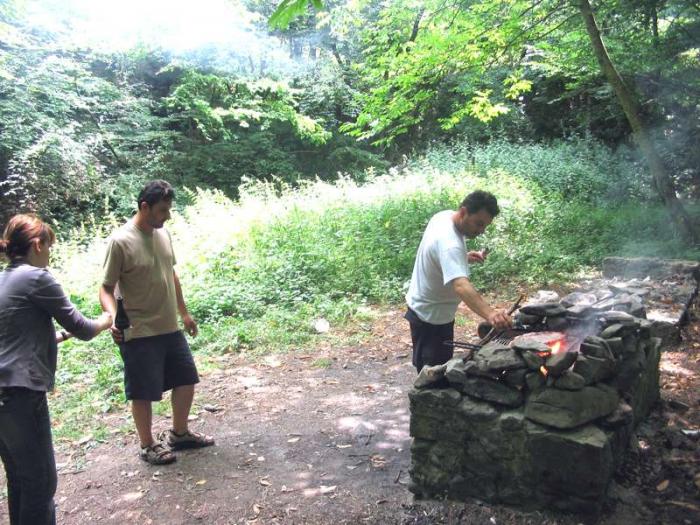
[0,262,100,391]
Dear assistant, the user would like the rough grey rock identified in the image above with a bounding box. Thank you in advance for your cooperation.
[409,387,462,409]
[605,337,624,357]
[545,316,569,331]
[544,351,578,376]
[516,312,543,325]
[520,303,567,317]
[560,292,598,307]
[414,363,448,388]
[460,377,523,407]
[474,341,526,372]
[554,370,586,391]
[445,358,472,387]
[600,400,634,429]
[573,354,616,384]
[566,304,593,318]
[599,310,640,326]
[600,323,630,339]
[527,423,615,513]
[512,339,551,354]
[521,350,546,370]
[525,384,619,429]
[609,283,651,296]
[525,371,545,391]
[580,338,614,361]
[503,368,528,388]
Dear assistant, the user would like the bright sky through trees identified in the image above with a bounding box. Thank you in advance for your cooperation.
[24,0,263,52]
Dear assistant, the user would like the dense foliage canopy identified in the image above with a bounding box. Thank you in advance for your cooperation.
[0,0,698,233]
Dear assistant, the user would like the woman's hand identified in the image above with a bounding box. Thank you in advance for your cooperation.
[97,312,113,332]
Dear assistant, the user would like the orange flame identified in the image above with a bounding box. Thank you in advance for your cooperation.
[540,365,548,377]
[549,340,563,354]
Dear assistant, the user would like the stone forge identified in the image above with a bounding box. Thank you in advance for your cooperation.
[408,257,699,515]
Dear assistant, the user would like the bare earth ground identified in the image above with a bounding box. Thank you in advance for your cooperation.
[1,298,698,525]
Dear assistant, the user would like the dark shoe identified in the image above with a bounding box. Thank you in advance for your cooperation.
[164,429,215,450]
[139,443,176,465]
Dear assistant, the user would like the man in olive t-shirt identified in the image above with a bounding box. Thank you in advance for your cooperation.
[100,180,214,465]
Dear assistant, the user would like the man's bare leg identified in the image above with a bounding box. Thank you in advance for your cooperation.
[171,384,194,434]
[131,400,154,447]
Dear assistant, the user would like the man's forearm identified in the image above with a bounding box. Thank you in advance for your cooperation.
[453,277,494,321]
[173,271,189,317]
[99,284,117,317]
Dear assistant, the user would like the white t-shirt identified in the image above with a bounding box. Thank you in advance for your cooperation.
[406,210,470,325]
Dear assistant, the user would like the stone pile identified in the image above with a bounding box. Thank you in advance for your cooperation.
[408,257,699,514]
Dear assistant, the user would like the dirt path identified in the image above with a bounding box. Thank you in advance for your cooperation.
[1,304,698,524]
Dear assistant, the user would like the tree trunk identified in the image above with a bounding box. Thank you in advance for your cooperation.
[578,0,697,244]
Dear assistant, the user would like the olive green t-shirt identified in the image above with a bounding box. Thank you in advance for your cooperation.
[103,221,179,341]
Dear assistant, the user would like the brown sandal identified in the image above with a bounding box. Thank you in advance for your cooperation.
[139,443,176,465]
[164,429,215,450]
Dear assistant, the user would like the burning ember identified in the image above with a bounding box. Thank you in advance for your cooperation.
[510,331,570,353]
[548,340,563,354]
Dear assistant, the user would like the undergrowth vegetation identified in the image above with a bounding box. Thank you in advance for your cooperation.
[49,140,698,439]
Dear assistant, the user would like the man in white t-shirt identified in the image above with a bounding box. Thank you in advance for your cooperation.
[405,190,511,371]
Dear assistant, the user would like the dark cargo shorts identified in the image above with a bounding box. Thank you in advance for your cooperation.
[119,331,199,401]
[404,308,455,372]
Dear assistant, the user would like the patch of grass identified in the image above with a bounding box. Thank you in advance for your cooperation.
[311,357,333,368]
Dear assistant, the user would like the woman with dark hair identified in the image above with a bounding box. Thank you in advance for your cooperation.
[0,214,112,525]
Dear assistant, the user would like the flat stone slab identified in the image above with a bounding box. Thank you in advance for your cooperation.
[520,303,568,317]
[474,342,526,372]
[460,377,524,407]
[525,384,619,429]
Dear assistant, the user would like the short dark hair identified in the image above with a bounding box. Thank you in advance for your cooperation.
[137,180,175,209]
[461,190,499,217]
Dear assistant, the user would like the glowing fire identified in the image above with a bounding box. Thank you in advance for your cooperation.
[540,365,548,377]
[549,340,563,354]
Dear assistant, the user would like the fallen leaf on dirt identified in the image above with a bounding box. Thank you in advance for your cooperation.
[287,437,300,443]
[336,444,352,449]
[121,492,143,502]
[370,454,386,468]
[281,485,295,492]
[320,485,336,494]
[376,499,387,504]
[203,404,221,413]
[259,478,271,486]
[656,479,670,491]
[195,479,207,486]
[346,465,358,470]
